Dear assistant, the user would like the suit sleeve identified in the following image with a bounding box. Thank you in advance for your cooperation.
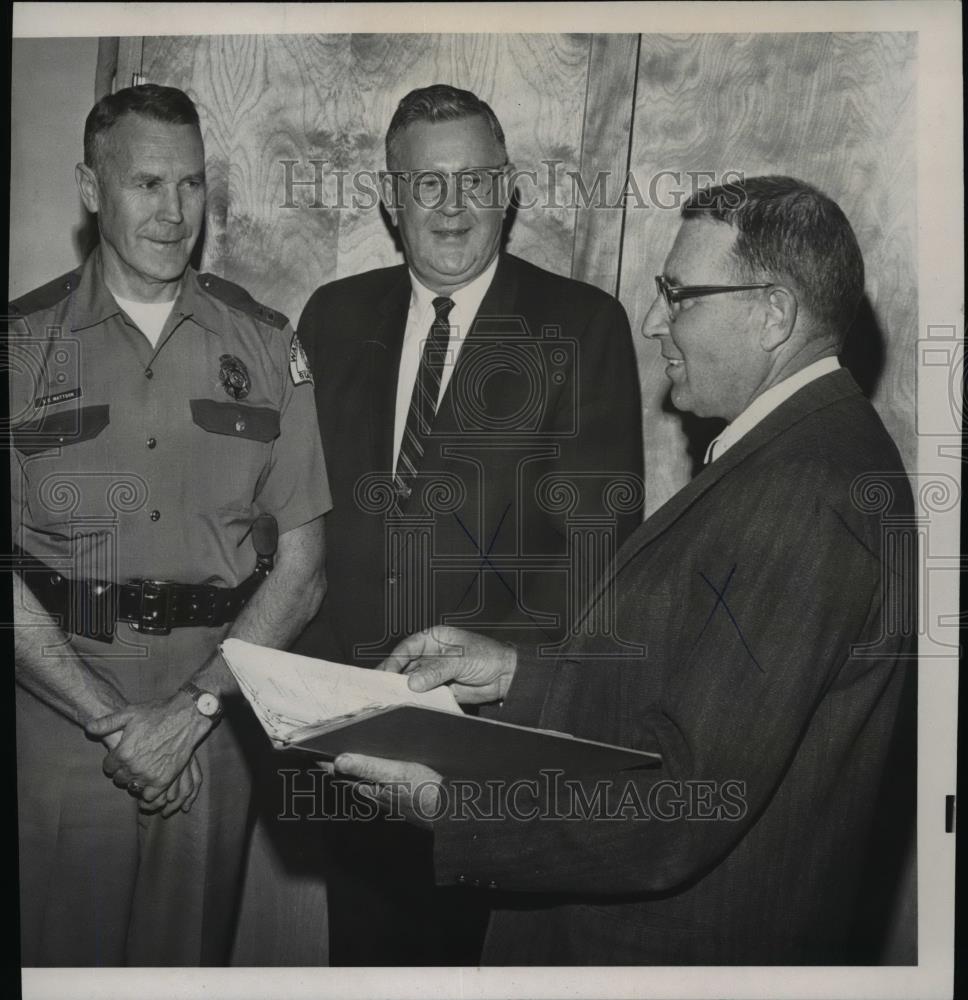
[432,461,896,894]
[555,293,644,542]
[503,290,644,651]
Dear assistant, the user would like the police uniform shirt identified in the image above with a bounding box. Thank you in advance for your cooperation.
[8,246,332,593]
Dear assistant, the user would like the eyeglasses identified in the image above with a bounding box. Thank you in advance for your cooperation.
[383,163,509,209]
[654,274,772,321]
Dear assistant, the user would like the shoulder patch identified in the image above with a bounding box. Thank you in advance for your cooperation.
[198,272,290,330]
[289,333,314,386]
[9,268,83,317]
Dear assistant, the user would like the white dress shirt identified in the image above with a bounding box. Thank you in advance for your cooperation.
[392,256,500,469]
[704,356,841,464]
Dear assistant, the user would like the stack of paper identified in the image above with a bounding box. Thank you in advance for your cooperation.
[219,637,460,746]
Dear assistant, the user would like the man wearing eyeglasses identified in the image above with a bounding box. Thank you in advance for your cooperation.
[333,175,916,965]
[292,84,643,964]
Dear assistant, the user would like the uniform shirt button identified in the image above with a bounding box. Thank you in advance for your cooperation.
[149,509,161,521]
[146,437,157,449]
[144,368,154,379]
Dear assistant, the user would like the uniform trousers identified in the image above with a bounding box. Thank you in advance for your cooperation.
[17,625,255,967]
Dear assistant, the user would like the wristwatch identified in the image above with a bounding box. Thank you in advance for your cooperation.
[180,681,223,723]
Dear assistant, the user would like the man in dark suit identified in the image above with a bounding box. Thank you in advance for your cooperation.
[296,84,643,666]
[293,85,643,963]
[333,176,917,964]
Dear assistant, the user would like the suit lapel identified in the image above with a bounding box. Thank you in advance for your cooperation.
[575,369,865,626]
[367,267,411,473]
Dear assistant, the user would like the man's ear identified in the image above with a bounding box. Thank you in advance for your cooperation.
[379,171,399,226]
[761,284,798,351]
[75,163,100,215]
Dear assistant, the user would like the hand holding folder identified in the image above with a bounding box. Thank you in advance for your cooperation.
[220,635,660,780]
[378,624,518,705]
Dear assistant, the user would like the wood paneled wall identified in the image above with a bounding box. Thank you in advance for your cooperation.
[621,32,918,511]
[141,33,592,320]
[139,31,917,516]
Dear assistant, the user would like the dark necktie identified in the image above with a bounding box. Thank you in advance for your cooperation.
[394,296,454,502]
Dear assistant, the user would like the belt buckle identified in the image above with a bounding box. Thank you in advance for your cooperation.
[130,579,172,635]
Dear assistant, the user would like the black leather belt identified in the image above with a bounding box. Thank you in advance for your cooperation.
[12,547,271,643]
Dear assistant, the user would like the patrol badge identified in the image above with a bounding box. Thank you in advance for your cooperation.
[218,354,250,399]
[289,333,314,387]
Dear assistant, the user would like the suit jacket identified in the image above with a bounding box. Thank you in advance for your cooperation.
[432,368,916,965]
[294,253,644,664]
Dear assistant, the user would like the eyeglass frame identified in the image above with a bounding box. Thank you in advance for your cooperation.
[381,162,511,210]
[654,274,773,319]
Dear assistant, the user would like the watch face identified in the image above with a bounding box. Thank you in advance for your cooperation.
[196,692,220,717]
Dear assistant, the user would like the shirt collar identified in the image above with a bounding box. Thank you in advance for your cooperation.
[69,246,221,335]
[705,356,841,464]
[173,270,224,334]
[408,255,500,325]
[69,247,125,331]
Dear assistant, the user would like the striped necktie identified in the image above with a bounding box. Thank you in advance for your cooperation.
[394,296,454,503]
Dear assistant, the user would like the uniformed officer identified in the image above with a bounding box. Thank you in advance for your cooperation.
[8,84,331,966]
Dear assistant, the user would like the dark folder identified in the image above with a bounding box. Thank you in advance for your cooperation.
[279,704,661,780]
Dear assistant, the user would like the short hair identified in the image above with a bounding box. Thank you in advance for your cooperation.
[84,84,200,171]
[385,84,507,167]
[682,175,865,339]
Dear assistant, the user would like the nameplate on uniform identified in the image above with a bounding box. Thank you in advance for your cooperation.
[34,387,82,408]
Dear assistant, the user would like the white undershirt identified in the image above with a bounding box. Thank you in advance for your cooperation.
[112,293,176,349]
[392,257,499,469]
[705,356,841,464]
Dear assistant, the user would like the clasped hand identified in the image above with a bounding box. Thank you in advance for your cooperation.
[331,626,518,826]
[86,695,211,818]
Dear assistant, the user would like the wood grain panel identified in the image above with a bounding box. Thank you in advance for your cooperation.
[142,33,591,323]
[143,34,346,325]
[619,33,917,514]
[570,33,640,295]
[115,36,145,91]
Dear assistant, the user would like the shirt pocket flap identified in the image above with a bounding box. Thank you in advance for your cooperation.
[11,404,110,455]
[190,399,281,442]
